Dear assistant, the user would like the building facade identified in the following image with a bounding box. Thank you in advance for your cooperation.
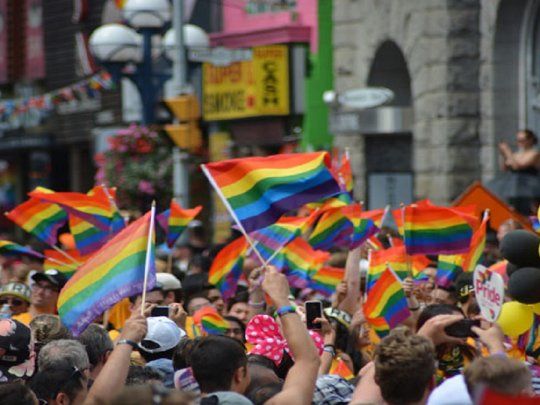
[332,0,540,208]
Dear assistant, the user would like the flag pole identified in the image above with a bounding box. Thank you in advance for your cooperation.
[201,165,267,267]
[401,203,413,278]
[141,201,156,316]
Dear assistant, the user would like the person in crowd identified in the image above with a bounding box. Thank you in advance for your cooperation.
[29,364,89,405]
[454,272,479,318]
[0,381,40,405]
[227,295,250,323]
[128,283,166,310]
[29,315,72,358]
[0,282,31,315]
[78,324,114,380]
[0,318,35,382]
[156,272,183,305]
[126,365,165,386]
[37,339,90,375]
[431,285,458,306]
[205,285,226,315]
[13,269,67,325]
[224,315,246,343]
[184,293,211,316]
[138,316,185,388]
[107,384,193,405]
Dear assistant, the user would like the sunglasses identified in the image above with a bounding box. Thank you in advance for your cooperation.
[0,298,25,306]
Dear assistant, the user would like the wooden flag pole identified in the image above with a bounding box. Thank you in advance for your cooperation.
[141,201,157,315]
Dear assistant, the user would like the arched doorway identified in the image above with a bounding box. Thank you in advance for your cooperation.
[364,41,414,209]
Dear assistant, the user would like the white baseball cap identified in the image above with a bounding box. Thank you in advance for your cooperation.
[156,273,182,291]
[139,317,185,354]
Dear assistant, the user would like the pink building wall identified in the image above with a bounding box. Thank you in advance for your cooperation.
[210,0,319,53]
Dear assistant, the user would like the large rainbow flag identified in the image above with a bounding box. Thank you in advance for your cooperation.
[30,188,113,231]
[58,211,156,336]
[156,200,202,248]
[201,152,341,233]
[403,205,473,255]
[364,268,410,331]
[5,197,67,246]
[0,240,44,259]
[208,236,248,299]
[461,214,488,272]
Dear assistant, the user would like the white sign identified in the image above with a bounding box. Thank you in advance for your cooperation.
[188,46,253,66]
[474,265,505,322]
[338,87,394,110]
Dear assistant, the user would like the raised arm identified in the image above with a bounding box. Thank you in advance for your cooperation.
[338,247,362,315]
[262,268,320,405]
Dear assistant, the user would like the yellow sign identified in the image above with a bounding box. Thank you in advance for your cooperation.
[203,45,289,120]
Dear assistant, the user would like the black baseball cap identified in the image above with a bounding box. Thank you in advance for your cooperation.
[31,269,68,290]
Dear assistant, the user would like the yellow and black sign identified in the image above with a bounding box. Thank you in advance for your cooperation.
[202,45,289,120]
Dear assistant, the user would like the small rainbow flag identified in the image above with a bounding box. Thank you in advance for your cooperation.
[308,207,353,250]
[461,214,488,272]
[403,205,473,255]
[193,306,230,335]
[309,266,344,297]
[88,185,126,233]
[5,197,67,246]
[58,211,156,336]
[156,200,202,248]
[30,188,113,231]
[208,236,248,300]
[329,357,354,380]
[43,249,87,278]
[201,152,341,233]
[343,204,379,248]
[0,240,44,259]
[368,316,390,338]
[69,215,109,256]
[364,268,410,331]
[283,237,329,289]
[488,260,508,283]
[436,254,464,288]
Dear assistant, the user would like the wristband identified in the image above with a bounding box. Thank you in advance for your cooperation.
[248,300,265,308]
[276,304,297,317]
[116,339,138,349]
[408,306,420,311]
[323,346,336,357]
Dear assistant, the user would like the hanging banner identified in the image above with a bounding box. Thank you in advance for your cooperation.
[0,0,8,84]
[202,45,289,120]
[25,0,45,80]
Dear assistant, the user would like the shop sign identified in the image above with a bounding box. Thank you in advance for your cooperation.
[189,46,252,66]
[202,45,289,120]
[339,87,394,110]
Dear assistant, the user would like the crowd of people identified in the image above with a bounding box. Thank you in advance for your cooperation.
[0,212,537,405]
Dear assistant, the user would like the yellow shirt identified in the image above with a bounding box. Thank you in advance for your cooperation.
[12,312,32,325]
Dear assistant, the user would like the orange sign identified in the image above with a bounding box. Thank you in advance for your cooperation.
[452,181,532,231]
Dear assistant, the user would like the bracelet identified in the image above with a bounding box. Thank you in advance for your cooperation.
[248,300,265,308]
[323,346,336,357]
[408,306,420,311]
[116,339,138,349]
[276,305,297,317]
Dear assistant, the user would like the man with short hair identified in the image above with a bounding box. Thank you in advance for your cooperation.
[464,356,533,399]
[156,272,182,305]
[30,364,89,405]
[0,282,31,316]
[13,269,67,325]
[431,285,458,306]
[78,324,114,380]
[38,339,90,373]
[128,283,166,310]
[190,334,252,403]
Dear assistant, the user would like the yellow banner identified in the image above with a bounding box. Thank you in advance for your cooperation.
[203,45,289,120]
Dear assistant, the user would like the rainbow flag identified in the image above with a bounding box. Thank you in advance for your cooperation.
[201,152,341,233]
[30,188,113,231]
[0,240,43,259]
[367,246,430,290]
[88,185,125,233]
[364,268,410,330]
[403,205,473,255]
[305,194,350,213]
[339,153,353,193]
[437,254,464,288]
[5,197,67,246]
[283,237,329,289]
[488,260,508,283]
[58,211,156,336]
[309,266,344,297]
[208,236,248,300]
[308,207,352,250]
[461,214,488,272]
[193,307,229,335]
[69,215,109,256]
[43,249,87,279]
[329,357,354,380]
[367,316,390,338]
[343,204,379,248]
[157,201,202,248]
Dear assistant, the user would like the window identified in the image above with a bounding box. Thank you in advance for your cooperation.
[245,0,296,14]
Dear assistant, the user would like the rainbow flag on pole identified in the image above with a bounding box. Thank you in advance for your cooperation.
[308,207,353,250]
[69,215,109,256]
[208,236,248,299]
[309,266,344,297]
[436,254,464,288]
[58,211,156,336]
[403,205,473,255]
[5,197,67,246]
[0,240,44,259]
[283,237,329,289]
[364,268,410,331]
[156,200,202,248]
[461,214,488,272]
[201,152,341,233]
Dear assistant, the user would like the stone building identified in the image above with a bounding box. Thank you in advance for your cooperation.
[332,0,540,208]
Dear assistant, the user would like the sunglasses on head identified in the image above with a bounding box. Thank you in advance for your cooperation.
[0,297,25,306]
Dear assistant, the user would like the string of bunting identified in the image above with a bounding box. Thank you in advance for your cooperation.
[0,71,114,125]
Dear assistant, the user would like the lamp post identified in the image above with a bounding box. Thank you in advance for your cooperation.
[89,0,209,205]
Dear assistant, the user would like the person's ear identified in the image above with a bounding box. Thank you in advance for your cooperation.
[55,391,71,405]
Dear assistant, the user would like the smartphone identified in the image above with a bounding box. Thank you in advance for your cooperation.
[150,306,170,317]
[305,300,323,330]
[444,319,480,338]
